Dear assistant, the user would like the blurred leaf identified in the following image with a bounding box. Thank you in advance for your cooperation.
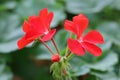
[0,55,6,73]
[85,75,98,80]
[72,65,90,76]
[97,22,120,45]
[35,45,52,60]
[70,56,90,76]
[54,29,69,51]
[0,1,17,11]
[0,13,23,53]
[91,71,119,80]
[15,0,66,27]
[0,66,13,80]
[100,40,112,52]
[88,51,118,71]
[110,0,120,10]
[0,55,13,80]
[11,49,53,80]
[65,0,113,14]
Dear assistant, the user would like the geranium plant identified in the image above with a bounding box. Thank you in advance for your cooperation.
[17,8,104,80]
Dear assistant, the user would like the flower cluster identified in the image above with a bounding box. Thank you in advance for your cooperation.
[18,8,104,68]
[17,8,104,79]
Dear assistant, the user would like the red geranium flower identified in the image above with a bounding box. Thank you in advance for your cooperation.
[17,8,56,49]
[64,14,104,56]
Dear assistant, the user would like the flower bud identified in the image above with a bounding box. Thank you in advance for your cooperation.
[62,69,67,75]
[52,54,60,62]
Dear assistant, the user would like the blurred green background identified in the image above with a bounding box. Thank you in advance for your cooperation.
[0,0,120,80]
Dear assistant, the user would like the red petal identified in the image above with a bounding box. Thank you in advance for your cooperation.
[17,36,33,49]
[64,20,76,34]
[28,15,38,23]
[28,15,46,32]
[41,29,56,42]
[22,20,31,32]
[39,8,48,19]
[83,30,104,44]
[25,29,43,41]
[28,15,44,30]
[46,12,53,28]
[81,42,102,56]
[68,38,85,56]
[73,14,89,38]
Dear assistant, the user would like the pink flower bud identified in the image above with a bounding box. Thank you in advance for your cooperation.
[52,54,60,62]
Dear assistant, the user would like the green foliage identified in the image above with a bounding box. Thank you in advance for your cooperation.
[0,13,22,53]
[0,0,120,80]
[0,55,13,80]
[15,0,66,27]
[65,0,113,14]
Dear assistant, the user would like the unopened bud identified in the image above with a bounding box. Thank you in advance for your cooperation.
[52,54,60,62]
[62,69,66,75]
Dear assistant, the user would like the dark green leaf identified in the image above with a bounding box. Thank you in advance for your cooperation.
[65,0,113,14]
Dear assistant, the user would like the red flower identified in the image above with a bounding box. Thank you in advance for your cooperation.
[52,54,60,62]
[64,14,104,56]
[17,8,56,49]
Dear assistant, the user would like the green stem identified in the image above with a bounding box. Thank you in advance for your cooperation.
[65,32,73,57]
[65,50,71,57]
[67,53,74,61]
[40,39,54,55]
[51,38,60,54]
[65,47,68,56]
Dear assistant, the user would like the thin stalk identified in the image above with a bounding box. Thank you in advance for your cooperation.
[51,38,60,54]
[65,47,68,56]
[67,53,74,61]
[40,40,54,55]
[65,51,71,57]
[65,32,72,57]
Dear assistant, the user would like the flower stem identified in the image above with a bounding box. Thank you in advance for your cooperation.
[40,39,54,55]
[67,53,74,61]
[65,50,71,57]
[51,38,60,54]
[65,32,73,57]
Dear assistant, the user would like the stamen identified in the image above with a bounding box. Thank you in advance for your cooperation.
[78,37,83,42]
[44,31,48,35]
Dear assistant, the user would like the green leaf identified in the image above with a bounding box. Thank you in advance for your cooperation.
[0,13,22,53]
[0,55,13,80]
[85,75,98,80]
[0,55,6,73]
[15,0,66,27]
[70,56,90,76]
[72,65,90,76]
[97,22,120,46]
[11,49,53,80]
[0,66,13,80]
[0,1,17,11]
[88,51,118,71]
[54,29,69,51]
[109,0,120,10]
[91,71,119,80]
[65,0,113,14]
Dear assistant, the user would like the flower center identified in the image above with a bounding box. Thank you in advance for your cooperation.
[78,37,83,43]
[44,31,48,35]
